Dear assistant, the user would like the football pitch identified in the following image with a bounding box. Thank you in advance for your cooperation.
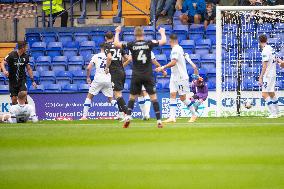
[0,117,284,189]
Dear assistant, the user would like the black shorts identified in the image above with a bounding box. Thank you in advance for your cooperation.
[130,75,156,95]
[9,79,27,97]
[110,69,125,91]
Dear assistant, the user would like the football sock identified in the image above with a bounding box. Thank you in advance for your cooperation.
[152,100,161,121]
[271,96,279,115]
[83,98,92,117]
[169,98,177,119]
[111,100,119,111]
[265,97,274,115]
[144,95,151,117]
[138,96,146,117]
[127,99,135,116]
[183,99,196,116]
[117,97,128,114]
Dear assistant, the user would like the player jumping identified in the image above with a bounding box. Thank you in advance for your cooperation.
[104,31,129,120]
[258,34,279,118]
[156,34,195,123]
[0,41,37,105]
[81,43,118,120]
[0,91,38,123]
[114,26,167,128]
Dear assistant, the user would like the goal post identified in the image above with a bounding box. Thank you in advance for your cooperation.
[215,5,284,117]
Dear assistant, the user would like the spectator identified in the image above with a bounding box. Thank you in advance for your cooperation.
[176,0,183,10]
[42,0,68,27]
[242,0,263,5]
[150,0,175,24]
[204,2,216,29]
[180,0,206,24]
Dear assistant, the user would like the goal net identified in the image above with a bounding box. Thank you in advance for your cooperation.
[215,5,284,117]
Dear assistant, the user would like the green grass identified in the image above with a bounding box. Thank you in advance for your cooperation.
[0,117,284,189]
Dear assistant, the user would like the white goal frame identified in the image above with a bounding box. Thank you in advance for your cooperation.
[215,5,284,117]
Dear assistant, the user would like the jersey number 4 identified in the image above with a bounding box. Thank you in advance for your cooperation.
[138,50,147,64]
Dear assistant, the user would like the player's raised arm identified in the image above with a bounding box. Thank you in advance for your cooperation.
[114,26,123,49]
[184,53,198,75]
[155,27,167,46]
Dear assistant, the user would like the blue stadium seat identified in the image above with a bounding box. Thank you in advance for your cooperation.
[207,81,216,91]
[30,42,46,59]
[0,72,6,85]
[144,35,154,41]
[157,25,172,33]
[27,71,40,83]
[62,84,78,92]
[78,84,90,92]
[36,56,51,71]
[68,56,84,71]
[198,68,207,79]
[125,70,132,78]
[63,48,78,58]
[180,40,195,54]
[123,34,135,42]
[44,84,61,93]
[79,41,95,59]
[63,41,79,49]
[200,54,216,71]
[142,26,155,33]
[58,32,73,46]
[173,25,188,41]
[41,32,57,44]
[155,54,167,65]
[29,84,44,93]
[52,56,67,71]
[46,42,62,58]
[25,32,41,46]
[90,31,105,47]
[83,53,94,63]
[55,71,72,85]
[189,54,201,65]
[29,57,35,70]
[268,38,280,49]
[74,33,89,43]
[124,78,131,91]
[72,70,87,84]
[195,39,211,55]
[40,71,56,85]
[174,11,182,18]
[189,24,204,40]
[152,47,161,55]
[0,85,9,94]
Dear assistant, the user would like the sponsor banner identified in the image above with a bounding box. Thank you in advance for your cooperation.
[0,91,284,120]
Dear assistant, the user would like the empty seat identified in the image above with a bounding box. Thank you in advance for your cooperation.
[55,71,72,85]
[123,34,135,42]
[180,40,195,54]
[30,42,46,59]
[156,77,170,90]
[155,54,167,65]
[90,31,105,46]
[72,70,87,84]
[58,32,73,46]
[0,72,7,85]
[41,32,57,43]
[46,42,63,58]
[68,56,84,71]
[25,32,41,46]
[79,41,95,59]
[44,84,61,93]
[62,84,78,92]
[36,56,51,71]
[40,71,56,85]
[195,39,211,55]
[173,25,188,41]
[63,48,78,58]
[74,33,89,43]
[52,56,67,71]
[200,54,216,71]
[78,84,90,92]
[189,54,201,65]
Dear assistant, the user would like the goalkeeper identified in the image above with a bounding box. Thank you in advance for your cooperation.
[184,53,208,123]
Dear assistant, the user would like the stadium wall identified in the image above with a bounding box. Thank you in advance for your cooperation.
[1,91,284,120]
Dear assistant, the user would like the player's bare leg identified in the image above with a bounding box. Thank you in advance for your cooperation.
[81,93,94,120]
[149,93,163,128]
[142,91,151,120]
[163,92,177,123]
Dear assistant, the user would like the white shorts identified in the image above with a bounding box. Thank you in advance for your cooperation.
[170,79,190,95]
[262,76,276,92]
[89,81,113,97]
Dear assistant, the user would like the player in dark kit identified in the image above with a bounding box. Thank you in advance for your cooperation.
[0,41,37,105]
[104,31,129,120]
[114,26,167,128]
